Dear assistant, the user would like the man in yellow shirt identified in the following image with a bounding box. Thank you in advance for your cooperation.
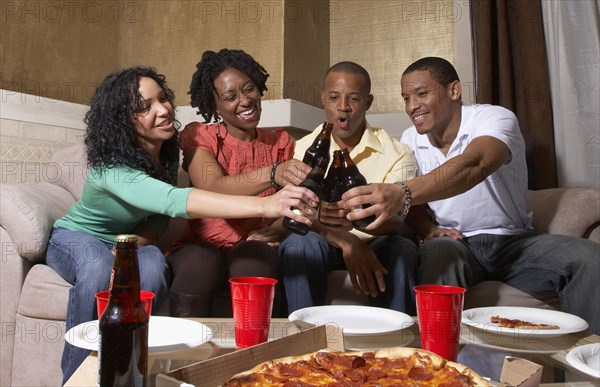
[278,61,419,314]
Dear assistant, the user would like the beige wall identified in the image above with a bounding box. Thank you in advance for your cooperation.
[0,0,333,107]
[1,0,457,110]
[0,0,122,105]
[329,0,456,114]
[283,1,330,107]
[120,1,286,105]
[1,0,460,178]
[120,0,331,107]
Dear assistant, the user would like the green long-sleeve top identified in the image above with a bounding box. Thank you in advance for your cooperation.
[54,166,193,243]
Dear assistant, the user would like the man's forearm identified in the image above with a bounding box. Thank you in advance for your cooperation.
[406,136,508,205]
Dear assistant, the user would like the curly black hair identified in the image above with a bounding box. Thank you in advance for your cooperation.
[189,49,269,123]
[84,66,180,184]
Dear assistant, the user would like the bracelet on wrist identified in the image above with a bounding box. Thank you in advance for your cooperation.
[395,181,412,217]
[270,162,282,190]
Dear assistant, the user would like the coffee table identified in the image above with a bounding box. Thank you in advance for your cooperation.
[65,317,599,386]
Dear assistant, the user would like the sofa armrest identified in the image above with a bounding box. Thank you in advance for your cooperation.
[0,183,75,262]
[527,188,600,242]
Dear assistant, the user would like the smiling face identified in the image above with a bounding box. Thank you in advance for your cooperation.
[213,67,262,138]
[400,70,461,139]
[321,71,373,149]
[132,76,175,152]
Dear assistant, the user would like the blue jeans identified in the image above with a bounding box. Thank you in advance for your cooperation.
[279,232,419,315]
[46,228,170,384]
[417,233,600,334]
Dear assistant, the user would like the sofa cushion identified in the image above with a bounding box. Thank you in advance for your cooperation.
[0,183,75,261]
[11,313,64,387]
[527,188,600,238]
[50,141,87,200]
[18,264,70,320]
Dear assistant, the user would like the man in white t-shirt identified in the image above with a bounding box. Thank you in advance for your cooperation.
[343,57,599,334]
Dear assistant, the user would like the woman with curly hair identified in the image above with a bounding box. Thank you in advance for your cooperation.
[166,49,311,317]
[46,66,318,383]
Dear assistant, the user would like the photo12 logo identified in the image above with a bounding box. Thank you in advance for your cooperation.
[1,82,98,104]
[1,1,141,24]
[199,1,337,24]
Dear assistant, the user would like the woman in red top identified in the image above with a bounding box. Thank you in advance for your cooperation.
[167,49,311,316]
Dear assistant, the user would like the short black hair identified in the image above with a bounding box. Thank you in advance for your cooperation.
[324,61,371,93]
[84,66,180,184]
[403,57,460,87]
[189,49,269,123]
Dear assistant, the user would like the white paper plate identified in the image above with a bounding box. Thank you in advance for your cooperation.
[460,324,584,354]
[289,305,414,336]
[462,307,588,337]
[65,316,214,353]
[566,343,600,379]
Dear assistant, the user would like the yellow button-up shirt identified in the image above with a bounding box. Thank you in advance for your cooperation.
[294,121,417,241]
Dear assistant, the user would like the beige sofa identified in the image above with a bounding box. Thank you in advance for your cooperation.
[1,142,599,386]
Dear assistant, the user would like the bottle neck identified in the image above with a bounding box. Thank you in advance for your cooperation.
[109,242,141,301]
[339,151,366,185]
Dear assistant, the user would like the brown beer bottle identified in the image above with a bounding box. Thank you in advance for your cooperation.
[283,157,328,235]
[98,234,148,387]
[302,122,333,168]
[338,148,376,228]
[319,150,343,227]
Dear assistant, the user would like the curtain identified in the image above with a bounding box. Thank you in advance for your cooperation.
[471,0,557,189]
[542,0,600,189]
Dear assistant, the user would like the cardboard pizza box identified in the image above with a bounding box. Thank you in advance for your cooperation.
[499,356,543,387]
[155,326,543,387]
[155,324,344,387]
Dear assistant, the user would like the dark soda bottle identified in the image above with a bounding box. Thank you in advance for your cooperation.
[302,122,333,168]
[283,157,328,235]
[319,150,343,227]
[338,148,376,228]
[98,234,148,387]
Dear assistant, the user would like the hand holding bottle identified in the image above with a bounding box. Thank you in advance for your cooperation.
[342,182,407,231]
[318,201,353,230]
[336,148,376,228]
[273,159,312,187]
[283,157,328,235]
[264,184,319,222]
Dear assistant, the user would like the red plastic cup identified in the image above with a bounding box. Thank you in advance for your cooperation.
[95,290,155,318]
[414,285,466,361]
[229,277,277,348]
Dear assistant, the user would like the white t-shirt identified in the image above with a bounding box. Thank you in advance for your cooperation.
[401,104,532,236]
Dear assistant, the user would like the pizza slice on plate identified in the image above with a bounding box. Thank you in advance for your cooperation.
[491,315,560,330]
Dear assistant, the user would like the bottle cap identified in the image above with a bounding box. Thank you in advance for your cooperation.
[115,234,138,243]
